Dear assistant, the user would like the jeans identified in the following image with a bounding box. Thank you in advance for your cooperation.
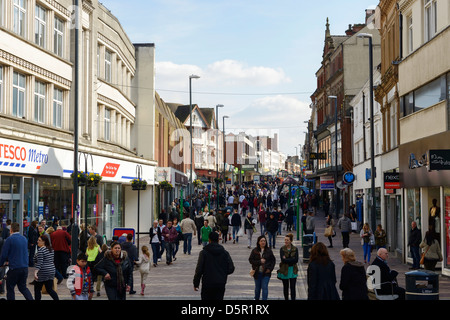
[246,228,254,247]
[260,222,266,235]
[232,226,240,242]
[341,232,350,248]
[254,273,270,300]
[183,233,193,254]
[363,242,371,262]
[5,267,34,300]
[268,231,276,248]
[410,246,421,269]
[278,222,282,235]
[34,279,59,301]
[151,242,160,264]
[165,242,174,263]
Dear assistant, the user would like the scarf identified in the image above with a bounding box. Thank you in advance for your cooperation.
[112,253,126,293]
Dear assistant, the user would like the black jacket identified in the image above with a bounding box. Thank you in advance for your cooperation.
[249,247,276,279]
[307,261,340,300]
[339,261,368,300]
[266,216,278,233]
[149,227,162,243]
[193,242,234,288]
[408,227,421,247]
[94,250,132,289]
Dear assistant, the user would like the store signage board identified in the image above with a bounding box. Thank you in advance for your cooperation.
[0,137,155,184]
[428,149,450,171]
[384,172,400,189]
[320,176,335,190]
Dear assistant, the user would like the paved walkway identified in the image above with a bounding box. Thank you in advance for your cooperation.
[3,208,450,300]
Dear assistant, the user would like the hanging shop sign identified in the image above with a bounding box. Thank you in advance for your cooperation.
[384,172,400,189]
[320,176,335,190]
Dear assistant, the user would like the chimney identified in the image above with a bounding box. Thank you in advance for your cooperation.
[365,8,376,25]
[345,24,354,35]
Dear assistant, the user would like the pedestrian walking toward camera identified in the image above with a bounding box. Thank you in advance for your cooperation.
[360,223,374,264]
[231,209,242,244]
[244,212,256,249]
[94,241,132,300]
[249,235,275,300]
[374,224,387,250]
[149,220,162,267]
[193,232,235,300]
[339,248,368,300]
[67,252,94,300]
[408,221,421,270]
[136,245,150,295]
[0,222,34,300]
[33,235,59,301]
[277,233,298,300]
[162,220,178,265]
[266,212,278,249]
[307,242,340,300]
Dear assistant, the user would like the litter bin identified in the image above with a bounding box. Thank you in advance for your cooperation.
[302,234,314,262]
[405,270,439,300]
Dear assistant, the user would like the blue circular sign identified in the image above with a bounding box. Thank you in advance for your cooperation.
[343,171,355,184]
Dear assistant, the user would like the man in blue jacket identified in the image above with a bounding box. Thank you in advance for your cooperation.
[0,222,34,300]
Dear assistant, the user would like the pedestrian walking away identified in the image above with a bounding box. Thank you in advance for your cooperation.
[249,235,276,300]
[420,226,443,271]
[121,233,138,293]
[180,214,197,255]
[339,248,368,300]
[337,213,352,248]
[307,242,340,300]
[136,245,150,295]
[193,231,235,300]
[244,212,257,249]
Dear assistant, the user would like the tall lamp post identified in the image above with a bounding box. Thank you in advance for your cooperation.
[189,74,200,201]
[328,95,339,219]
[222,116,229,193]
[215,104,224,211]
[358,32,376,230]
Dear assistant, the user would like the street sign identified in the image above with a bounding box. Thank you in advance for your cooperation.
[342,171,355,184]
[310,152,327,160]
[384,172,400,189]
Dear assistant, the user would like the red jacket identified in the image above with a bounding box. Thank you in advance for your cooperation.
[50,229,72,252]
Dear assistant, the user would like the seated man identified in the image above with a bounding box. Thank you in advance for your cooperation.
[369,248,405,300]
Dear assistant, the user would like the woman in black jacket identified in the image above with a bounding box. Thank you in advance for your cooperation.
[339,248,368,300]
[94,241,132,300]
[249,235,276,300]
[248,235,276,300]
[307,242,340,300]
[149,220,162,267]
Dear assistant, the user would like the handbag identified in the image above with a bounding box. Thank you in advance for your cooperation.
[324,226,333,237]
[237,227,244,237]
[249,268,255,277]
[420,245,430,265]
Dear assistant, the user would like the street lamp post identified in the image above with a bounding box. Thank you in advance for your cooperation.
[328,95,339,219]
[216,104,224,211]
[222,116,229,193]
[189,75,200,201]
[358,32,376,231]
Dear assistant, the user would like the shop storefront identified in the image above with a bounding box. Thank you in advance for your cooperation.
[0,137,155,240]
[399,131,450,275]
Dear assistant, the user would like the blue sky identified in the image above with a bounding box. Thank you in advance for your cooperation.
[103,0,377,156]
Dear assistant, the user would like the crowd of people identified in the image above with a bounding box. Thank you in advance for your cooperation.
[0,179,444,301]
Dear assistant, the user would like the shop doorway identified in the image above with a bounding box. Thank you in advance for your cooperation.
[0,175,22,228]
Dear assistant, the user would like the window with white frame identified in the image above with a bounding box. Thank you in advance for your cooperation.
[12,72,26,118]
[424,0,437,42]
[105,50,112,82]
[97,45,100,76]
[0,0,3,27]
[104,108,111,141]
[35,5,46,48]
[390,102,397,149]
[407,15,413,53]
[53,88,63,128]
[0,66,3,113]
[13,0,26,37]
[54,16,64,57]
[34,81,46,123]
